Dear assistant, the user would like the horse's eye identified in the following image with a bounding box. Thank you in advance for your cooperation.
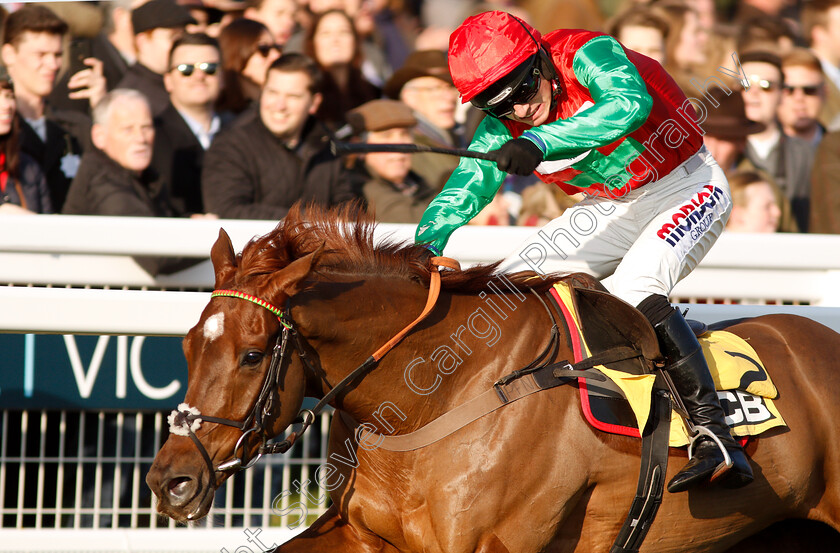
[241,351,264,367]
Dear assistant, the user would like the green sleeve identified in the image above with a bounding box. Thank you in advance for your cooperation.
[414,116,512,253]
[521,35,653,158]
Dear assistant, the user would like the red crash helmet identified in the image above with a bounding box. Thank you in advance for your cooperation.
[448,11,543,104]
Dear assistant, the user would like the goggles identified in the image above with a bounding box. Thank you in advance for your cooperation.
[470,53,542,118]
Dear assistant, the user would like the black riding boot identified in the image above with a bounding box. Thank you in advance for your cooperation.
[654,308,754,492]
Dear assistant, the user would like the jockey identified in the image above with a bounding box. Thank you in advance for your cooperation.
[414,10,754,493]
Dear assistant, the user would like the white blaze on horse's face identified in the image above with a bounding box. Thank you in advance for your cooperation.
[203,312,225,341]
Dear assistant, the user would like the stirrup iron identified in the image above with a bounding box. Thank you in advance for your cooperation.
[687,425,732,469]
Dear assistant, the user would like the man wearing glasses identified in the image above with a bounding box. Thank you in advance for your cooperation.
[154,33,227,216]
[415,10,753,494]
[778,48,827,147]
[118,0,196,116]
[740,50,814,232]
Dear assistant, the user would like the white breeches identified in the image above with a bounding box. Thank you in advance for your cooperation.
[497,147,732,307]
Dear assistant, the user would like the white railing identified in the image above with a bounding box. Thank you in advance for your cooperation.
[1,214,839,303]
[2,214,840,551]
[0,407,331,545]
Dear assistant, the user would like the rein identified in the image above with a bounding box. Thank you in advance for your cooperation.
[167,256,458,483]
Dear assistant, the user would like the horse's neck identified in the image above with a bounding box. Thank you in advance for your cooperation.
[294,276,567,432]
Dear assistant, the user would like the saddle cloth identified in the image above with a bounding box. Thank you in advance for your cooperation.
[551,283,787,447]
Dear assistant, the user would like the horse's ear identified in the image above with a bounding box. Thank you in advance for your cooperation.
[273,242,325,297]
[211,228,237,288]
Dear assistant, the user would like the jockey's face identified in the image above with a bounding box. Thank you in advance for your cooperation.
[506,76,552,127]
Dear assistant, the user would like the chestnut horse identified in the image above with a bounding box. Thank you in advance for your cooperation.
[147,207,840,552]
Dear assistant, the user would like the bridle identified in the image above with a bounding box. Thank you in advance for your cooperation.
[167,256,459,486]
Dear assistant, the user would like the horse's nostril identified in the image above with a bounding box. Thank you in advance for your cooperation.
[167,476,195,501]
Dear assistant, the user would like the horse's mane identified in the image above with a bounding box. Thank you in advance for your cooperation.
[233,203,558,293]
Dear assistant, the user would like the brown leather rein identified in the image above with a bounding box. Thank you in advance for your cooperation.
[167,256,461,484]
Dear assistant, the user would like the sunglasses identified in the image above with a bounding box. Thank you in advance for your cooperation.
[783,84,823,96]
[255,43,283,57]
[472,67,542,119]
[742,75,780,92]
[173,62,219,76]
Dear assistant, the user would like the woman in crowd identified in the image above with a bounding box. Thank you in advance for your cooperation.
[650,0,709,80]
[216,18,282,116]
[0,70,51,215]
[303,9,380,128]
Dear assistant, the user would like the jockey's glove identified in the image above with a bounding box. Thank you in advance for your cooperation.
[494,138,543,176]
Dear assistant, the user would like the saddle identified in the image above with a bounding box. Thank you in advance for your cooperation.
[550,281,786,446]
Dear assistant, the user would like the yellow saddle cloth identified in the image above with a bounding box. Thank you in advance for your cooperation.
[551,283,787,447]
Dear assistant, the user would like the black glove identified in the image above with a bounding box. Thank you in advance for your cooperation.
[493,138,544,176]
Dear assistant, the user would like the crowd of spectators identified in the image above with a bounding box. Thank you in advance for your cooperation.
[1,0,839,275]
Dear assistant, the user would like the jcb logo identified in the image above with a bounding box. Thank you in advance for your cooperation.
[718,390,775,427]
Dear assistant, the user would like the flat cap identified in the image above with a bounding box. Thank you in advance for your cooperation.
[132,0,197,34]
[384,50,453,99]
[346,99,417,134]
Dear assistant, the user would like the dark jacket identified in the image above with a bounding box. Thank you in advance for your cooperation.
[20,116,85,213]
[117,63,170,117]
[745,131,814,232]
[152,104,231,216]
[202,115,357,219]
[810,130,840,234]
[62,148,200,276]
[49,34,131,115]
[0,153,52,213]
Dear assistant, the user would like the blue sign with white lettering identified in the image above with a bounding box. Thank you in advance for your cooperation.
[0,334,187,410]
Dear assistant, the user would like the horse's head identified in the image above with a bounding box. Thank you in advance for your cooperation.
[146,229,321,522]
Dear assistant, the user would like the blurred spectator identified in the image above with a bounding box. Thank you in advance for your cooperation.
[740,50,813,232]
[63,89,212,275]
[345,99,435,223]
[521,0,605,34]
[802,0,840,127]
[701,87,765,172]
[216,18,282,116]
[700,87,800,233]
[1,4,88,212]
[154,32,228,216]
[419,0,471,31]
[49,0,136,115]
[384,49,466,191]
[778,48,827,146]
[606,5,669,66]
[736,15,797,55]
[349,0,414,88]
[202,53,356,219]
[733,0,795,25]
[809,129,840,233]
[649,0,709,80]
[179,0,228,37]
[468,189,514,226]
[118,0,196,116]
[516,182,570,227]
[244,0,299,47]
[725,170,782,233]
[304,9,380,128]
[0,67,51,215]
[294,1,412,88]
